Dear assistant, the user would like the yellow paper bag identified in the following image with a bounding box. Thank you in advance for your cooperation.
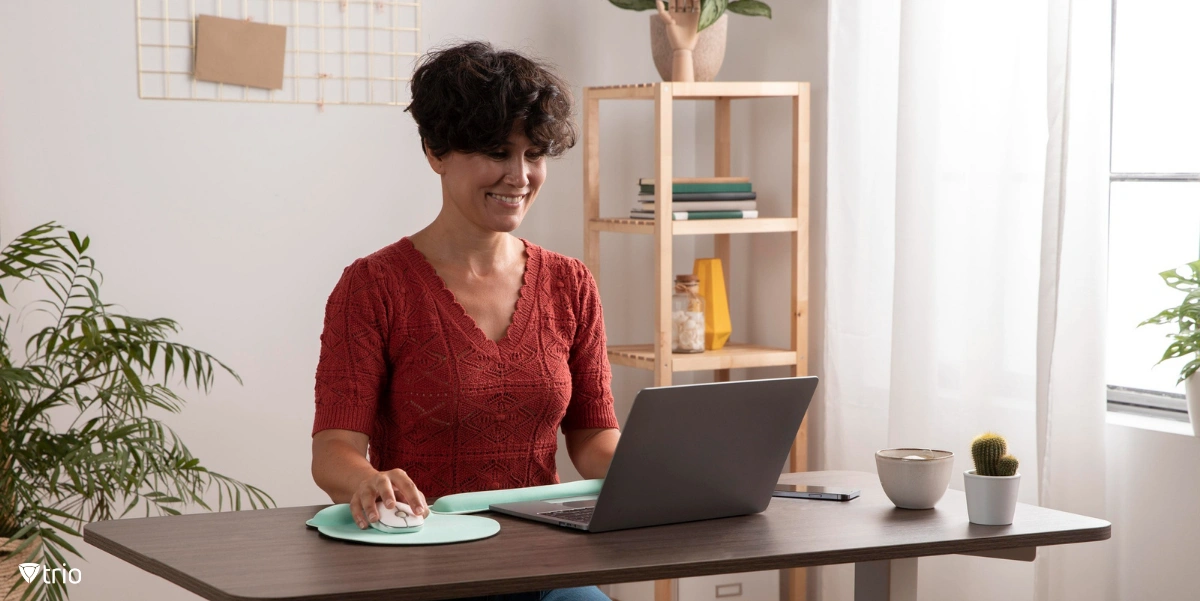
[693,258,731,350]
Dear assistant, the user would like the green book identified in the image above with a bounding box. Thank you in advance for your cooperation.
[637,191,757,201]
[639,182,754,195]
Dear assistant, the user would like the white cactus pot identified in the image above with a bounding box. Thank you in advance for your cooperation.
[963,470,1020,526]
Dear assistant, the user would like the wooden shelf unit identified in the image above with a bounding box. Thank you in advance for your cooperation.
[582,81,811,601]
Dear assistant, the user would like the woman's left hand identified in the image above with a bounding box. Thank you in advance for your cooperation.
[565,428,621,479]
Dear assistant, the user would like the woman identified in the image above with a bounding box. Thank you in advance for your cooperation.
[310,42,619,601]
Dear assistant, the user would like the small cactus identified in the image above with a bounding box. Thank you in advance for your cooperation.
[971,432,1007,476]
[996,454,1019,477]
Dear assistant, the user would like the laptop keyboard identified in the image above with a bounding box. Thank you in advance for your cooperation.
[537,507,594,524]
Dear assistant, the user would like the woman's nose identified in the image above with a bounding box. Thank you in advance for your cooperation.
[504,157,530,187]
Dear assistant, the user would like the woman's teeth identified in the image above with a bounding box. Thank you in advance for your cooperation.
[488,193,524,206]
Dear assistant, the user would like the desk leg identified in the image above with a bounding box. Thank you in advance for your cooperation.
[781,567,806,601]
[854,558,917,601]
[654,578,674,601]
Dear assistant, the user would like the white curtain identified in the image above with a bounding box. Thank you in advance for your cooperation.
[821,1,1114,600]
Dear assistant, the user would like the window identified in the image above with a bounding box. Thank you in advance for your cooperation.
[1106,0,1199,419]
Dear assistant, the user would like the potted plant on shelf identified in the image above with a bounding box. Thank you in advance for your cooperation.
[608,0,772,82]
[962,433,1020,526]
[0,222,274,601]
[1139,259,1200,435]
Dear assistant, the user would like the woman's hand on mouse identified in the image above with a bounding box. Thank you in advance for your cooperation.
[352,468,428,529]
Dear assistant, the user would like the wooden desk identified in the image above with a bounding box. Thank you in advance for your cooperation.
[83,471,1110,601]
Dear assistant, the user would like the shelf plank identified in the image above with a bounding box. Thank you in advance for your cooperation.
[608,343,798,372]
[585,82,804,100]
[675,218,798,235]
[589,217,798,235]
[587,84,656,100]
[588,218,654,234]
[669,81,803,98]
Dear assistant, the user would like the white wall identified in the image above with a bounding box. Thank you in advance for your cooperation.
[1105,419,1200,600]
[0,1,822,600]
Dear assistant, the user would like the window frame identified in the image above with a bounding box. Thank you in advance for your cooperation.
[1106,0,1193,418]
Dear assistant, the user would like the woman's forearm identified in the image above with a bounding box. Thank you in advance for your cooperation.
[565,428,621,479]
[311,437,379,504]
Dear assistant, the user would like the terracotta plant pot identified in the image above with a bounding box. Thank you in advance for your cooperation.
[650,13,728,82]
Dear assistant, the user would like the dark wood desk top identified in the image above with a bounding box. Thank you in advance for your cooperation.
[83,471,1109,601]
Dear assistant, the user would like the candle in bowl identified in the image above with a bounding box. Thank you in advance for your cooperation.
[875,448,955,509]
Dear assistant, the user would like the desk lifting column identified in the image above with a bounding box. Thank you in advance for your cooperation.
[854,559,917,601]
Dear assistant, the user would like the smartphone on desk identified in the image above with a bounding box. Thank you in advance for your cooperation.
[773,484,860,501]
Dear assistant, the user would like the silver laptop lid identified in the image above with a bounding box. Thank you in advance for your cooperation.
[587,376,817,532]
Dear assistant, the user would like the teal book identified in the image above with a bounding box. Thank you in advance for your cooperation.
[636,192,757,201]
[630,210,759,220]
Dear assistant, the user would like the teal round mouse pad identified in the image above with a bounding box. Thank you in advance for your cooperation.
[306,504,500,545]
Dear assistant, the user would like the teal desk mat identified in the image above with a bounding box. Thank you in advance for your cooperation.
[306,504,500,545]
[430,479,605,515]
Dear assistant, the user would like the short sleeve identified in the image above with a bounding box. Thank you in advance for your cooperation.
[312,258,390,437]
[561,261,620,432]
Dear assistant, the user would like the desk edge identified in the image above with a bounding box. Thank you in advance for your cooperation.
[84,527,242,601]
[81,512,1111,601]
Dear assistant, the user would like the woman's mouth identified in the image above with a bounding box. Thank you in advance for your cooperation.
[487,192,526,207]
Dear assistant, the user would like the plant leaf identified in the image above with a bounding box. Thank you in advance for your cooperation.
[699,0,727,31]
[68,231,82,253]
[38,528,81,557]
[35,515,82,538]
[1140,307,1179,327]
[609,0,660,10]
[1180,356,1200,383]
[727,0,771,18]
[1159,260,1200,291]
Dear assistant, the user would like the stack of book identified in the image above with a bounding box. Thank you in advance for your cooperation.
[629,177,758,220]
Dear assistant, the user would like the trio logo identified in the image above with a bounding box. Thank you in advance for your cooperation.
[16,562,82,585]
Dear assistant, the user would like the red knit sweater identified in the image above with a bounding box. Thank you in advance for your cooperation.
[312,237,619,498]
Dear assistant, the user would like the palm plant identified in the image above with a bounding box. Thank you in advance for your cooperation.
[0,222,274,601]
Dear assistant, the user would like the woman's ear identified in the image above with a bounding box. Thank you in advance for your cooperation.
[423,142,446,176]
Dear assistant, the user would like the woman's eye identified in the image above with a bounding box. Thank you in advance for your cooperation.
[487,149,543,161]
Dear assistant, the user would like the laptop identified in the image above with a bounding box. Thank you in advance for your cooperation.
[489,376,818,533]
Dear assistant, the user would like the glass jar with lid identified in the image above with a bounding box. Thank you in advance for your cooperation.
[672,274,706,353]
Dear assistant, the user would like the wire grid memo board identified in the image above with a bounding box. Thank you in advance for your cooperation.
[136,0,421,107]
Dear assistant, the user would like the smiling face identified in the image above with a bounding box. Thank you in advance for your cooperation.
[426,125,547,235]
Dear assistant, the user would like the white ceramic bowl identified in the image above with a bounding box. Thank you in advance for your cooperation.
[875,448,955,509]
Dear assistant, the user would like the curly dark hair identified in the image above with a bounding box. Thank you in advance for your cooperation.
[404,41,577,159]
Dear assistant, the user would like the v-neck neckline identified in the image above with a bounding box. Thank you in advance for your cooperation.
[400,236,539,352]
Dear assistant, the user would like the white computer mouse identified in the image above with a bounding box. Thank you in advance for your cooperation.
[368,500,425,534]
